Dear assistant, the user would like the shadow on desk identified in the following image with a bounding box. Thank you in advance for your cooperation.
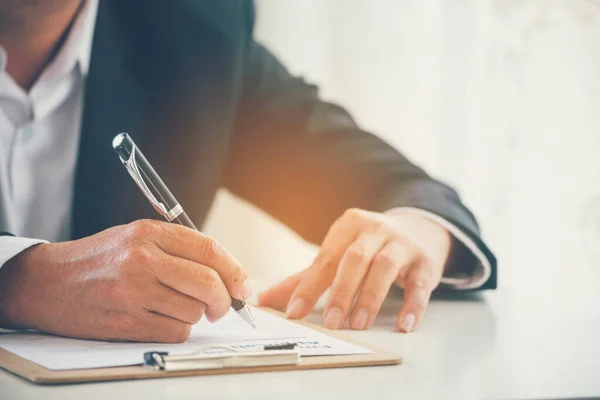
[306,286,496,347]
[368,287,496,335]
[389,286,488,302]
[431,290,487,302]
[385,285,497,349]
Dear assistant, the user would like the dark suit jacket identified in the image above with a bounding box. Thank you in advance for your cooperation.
[2,0,497,289]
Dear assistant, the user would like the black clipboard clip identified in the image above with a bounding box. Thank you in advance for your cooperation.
[144,343,300,372]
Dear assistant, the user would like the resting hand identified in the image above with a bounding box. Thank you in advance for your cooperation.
[258,208,451,332]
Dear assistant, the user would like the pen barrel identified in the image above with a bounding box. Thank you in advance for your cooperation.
[113,132,253,327]
[172,212,197,230]
[113,132,193,228]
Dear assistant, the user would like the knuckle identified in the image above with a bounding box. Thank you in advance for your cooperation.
[312,256,335,273]
[365,218,386,232]
[199,236,244,286]
[408,270,434,291]
[374,249,397,269]
[420,253,436,271]
[189,303,206,324]
[343,208,364,220]
[407,298,427,313]
[413,278,429,290]
[127,219,157,239]
[401,234,425,256]
[345,244,367,266]
[200,269,220,291]
[121,244,152,267]
[407,245,423,263]
[359,287,385,306]
[199,236,223,261]
[329,286,355,305]
[167,323,192,343]
[348,244,366,258]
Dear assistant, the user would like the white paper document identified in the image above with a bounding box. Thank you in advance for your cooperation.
[0,308,370,371]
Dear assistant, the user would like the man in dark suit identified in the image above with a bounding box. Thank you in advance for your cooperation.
[0,0,495,342]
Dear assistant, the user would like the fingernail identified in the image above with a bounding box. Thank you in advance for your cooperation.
[399,313,415,333]
[324,307,342,330]
[286,298,305,319]
[351,308,369,330]
[240,280,253,300]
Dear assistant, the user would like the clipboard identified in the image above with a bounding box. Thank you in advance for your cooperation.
[0,309,401,385]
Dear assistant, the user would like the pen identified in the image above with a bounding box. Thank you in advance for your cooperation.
[112,132,256,329]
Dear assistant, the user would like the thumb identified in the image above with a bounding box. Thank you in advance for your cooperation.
[258,270,307,311]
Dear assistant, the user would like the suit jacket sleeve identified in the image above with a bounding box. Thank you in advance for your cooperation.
[222,1,496,290]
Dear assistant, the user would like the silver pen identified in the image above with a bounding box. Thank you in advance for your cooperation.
[112,132,256,328]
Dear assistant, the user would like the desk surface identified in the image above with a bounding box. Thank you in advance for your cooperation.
[2,289,599,400]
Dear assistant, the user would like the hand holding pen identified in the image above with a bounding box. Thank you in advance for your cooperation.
[0,195,254,342]
[113,132,256,328]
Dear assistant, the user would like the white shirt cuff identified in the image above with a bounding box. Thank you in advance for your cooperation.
[388,207,492,290]
[0,236,47,269]
[0,237,47,332]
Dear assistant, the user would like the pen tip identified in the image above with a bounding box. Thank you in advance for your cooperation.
[237,306,257,329]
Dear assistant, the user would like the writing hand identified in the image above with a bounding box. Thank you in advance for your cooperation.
[0,219,251,342]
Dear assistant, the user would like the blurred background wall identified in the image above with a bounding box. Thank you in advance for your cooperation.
[204,0,600,305]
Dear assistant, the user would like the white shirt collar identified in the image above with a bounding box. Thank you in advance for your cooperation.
[73,0,98,76]
[40,0,98,81]
[0,0,99,122]
[0,0,98,85]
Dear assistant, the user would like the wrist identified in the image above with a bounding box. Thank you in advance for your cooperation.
[384,208,452,270]
[0,243,47,329]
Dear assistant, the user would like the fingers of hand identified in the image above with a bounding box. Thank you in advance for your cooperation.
[123,312,192,343]
[284,260,337,319]
[257,270,307,311]
[323,233,388,329]
[349,241,415,330]
[160,224,251,300]
[143,283,206,325]
[283,211,360,320]
[397,263,435,333]
[154,254,231,322]
[112,284,192,343]
[127,220,251,301]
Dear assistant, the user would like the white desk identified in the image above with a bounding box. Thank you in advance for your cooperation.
[2,289,600,400]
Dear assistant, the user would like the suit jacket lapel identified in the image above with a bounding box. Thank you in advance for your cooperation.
[71,2,238,239]
[71,1,147,239]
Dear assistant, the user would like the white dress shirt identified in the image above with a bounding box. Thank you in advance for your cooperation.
[0,0,97,264]
[0,0,489,290]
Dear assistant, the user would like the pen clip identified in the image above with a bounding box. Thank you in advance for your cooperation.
[120,146,171,220]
